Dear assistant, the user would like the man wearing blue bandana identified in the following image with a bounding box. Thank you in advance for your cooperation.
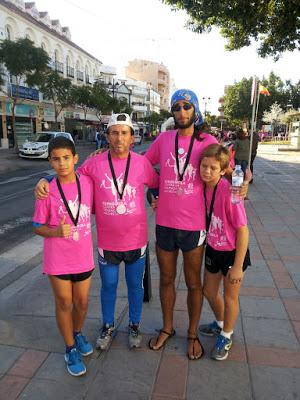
[145,89,218,360]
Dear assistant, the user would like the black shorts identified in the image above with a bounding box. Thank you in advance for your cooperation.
[205,244,251,276]
[99,247,146,265]
[156,225,206,252]
[55,269,93,282]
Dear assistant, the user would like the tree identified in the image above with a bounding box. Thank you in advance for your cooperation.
[262,102,284,134]
[72,85,93,124]
[223,77,253,125]
[91,81,115,121]
[38,70,74,126]
[162,1,300,59]
[0,38,50,149]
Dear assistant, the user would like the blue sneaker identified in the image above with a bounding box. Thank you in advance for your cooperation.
[75,333,93,356]
[64,348,86,376]
[199,321,222,337]
[211,334,233,361]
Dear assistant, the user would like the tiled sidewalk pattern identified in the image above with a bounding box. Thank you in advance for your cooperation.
[0,150,299,399]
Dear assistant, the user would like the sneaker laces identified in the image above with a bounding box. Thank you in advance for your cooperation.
[215,335,227,350]
[68,348,82,364]
[129,324,139,337]
[100,324,114,338]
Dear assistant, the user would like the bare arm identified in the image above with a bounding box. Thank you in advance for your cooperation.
[35,178,50,200]
[33,216,71,238]
[227,225,249,283]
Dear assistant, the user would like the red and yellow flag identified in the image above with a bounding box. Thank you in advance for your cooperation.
[259,84,271,96]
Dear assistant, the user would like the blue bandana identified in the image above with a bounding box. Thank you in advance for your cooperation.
[171,89,203,126]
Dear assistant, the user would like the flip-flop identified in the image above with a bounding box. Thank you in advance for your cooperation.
[187,335,204,360]
[148,329,176,351]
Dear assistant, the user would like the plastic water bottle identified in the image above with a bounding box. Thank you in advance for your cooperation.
[231,165,244,204]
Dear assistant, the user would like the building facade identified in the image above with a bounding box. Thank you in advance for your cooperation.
[125,59,170,111]
[0,0,105,147]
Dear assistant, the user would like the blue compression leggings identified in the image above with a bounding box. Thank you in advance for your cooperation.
[98,253,146,326]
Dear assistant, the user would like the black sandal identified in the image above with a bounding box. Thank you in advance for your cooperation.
[187,335,204,360]
[148,329,176,351]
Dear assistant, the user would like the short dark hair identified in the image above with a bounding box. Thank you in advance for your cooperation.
[48,136,76,157]
[200,143,230,171]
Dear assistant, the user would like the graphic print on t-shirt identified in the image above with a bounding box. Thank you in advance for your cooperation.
[100,172,137,215]
[209,213,228,247]
[58,195,91,240]
[165,150,197,195]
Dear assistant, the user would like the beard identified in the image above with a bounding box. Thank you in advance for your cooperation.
[174,112,195,129]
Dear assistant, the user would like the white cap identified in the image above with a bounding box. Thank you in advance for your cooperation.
[107,113,133,130]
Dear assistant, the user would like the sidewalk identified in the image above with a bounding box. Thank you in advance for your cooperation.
[0,148,299,399]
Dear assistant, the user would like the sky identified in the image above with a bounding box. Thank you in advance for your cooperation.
[34,0,300,114]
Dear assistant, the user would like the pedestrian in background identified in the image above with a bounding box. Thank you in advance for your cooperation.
[233,129,250,176]
[33,137,94,377]
[249,130,259,184]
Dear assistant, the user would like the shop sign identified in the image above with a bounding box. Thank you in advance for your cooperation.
[10,84,39,101]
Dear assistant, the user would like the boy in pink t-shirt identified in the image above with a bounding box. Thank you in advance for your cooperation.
[33,137,94,377]
[198,144,251,361]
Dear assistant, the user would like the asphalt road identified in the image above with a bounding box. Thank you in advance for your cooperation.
[0,141,150,254]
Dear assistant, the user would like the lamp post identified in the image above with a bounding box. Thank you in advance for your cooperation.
[108,78,119,98]
[202,96,211,119]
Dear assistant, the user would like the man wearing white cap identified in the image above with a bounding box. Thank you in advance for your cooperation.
[35,113,159,351]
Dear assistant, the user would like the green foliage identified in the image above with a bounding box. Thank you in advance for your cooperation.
[0,38,50,81]
[162,1,300,59]
[0,38,50,149]
[38,70,74,122]
[223,73,300,128]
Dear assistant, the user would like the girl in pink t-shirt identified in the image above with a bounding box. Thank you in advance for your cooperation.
[33,137,94,377]
[198,144,251,361]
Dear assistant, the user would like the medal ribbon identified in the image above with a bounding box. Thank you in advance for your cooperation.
[175,132,195,181]
[203,178,221,234]
[108,151,131,201]
[56,175,81,226]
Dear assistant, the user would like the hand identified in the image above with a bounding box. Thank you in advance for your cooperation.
[35,179,50,200]
[227,266,243,284]
[151,196,158,211]
[88,148,106,158]
[238,181,249,199]
[56,216,71,238]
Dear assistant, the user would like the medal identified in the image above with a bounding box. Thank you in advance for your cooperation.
[108,151,131,216]
[73,231,79,241]
[56,175,81,229]
[178,147,185,155]
[116,202,127,215]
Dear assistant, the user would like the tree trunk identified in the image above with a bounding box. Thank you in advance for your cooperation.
[12,101,18,152]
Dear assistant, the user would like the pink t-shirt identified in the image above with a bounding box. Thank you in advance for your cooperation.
[145,130,217,230]
[78,151,159,251]
[33,174,94,275]
[205,178,247,251]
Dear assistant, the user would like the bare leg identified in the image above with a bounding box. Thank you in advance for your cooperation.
[149,245,178,350]
[49,276,74,346]
[203,269,224,321]
[223,273,244,333]
[182,245,204,359]
[72,276,92,332]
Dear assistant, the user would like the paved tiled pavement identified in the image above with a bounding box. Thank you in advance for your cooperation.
[0,145,299,399]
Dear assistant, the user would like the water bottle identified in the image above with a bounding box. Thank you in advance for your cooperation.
[231,165,244,204]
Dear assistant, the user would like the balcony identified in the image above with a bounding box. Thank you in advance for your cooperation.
[54,61,64,74]
[67,66,75,78]
[76,70,84,81]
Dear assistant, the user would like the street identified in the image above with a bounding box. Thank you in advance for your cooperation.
[0,141,150,254]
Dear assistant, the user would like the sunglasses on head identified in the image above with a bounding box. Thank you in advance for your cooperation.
[171,103,193,112]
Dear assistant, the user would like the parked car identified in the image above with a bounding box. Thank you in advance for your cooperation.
[19,131,74,159]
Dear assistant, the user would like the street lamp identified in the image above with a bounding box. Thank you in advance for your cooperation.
[108,78,119,98]
[202,96,211,119]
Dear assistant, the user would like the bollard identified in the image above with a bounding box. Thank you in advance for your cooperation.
[143,243,152,302]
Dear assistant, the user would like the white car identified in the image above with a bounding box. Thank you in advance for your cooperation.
[19,131,74,159]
